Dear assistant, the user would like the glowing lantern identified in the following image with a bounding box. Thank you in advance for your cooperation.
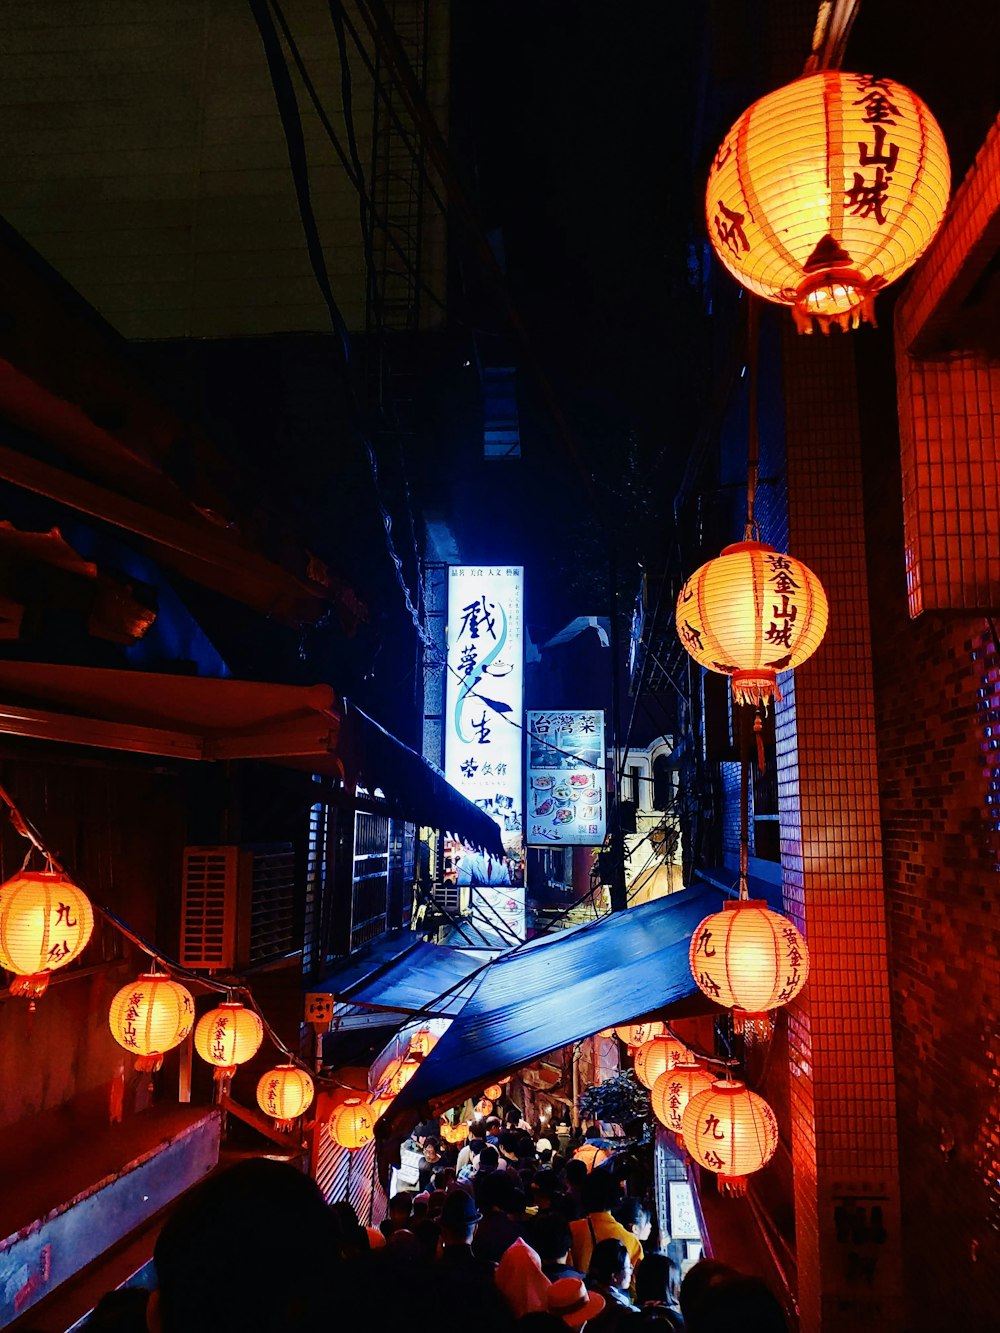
[483,1084,503,1100]
[440,1119,470,1145]
[475,1096,494,1116]
[690,900,809,1030]
[409,1028,436,1056]
[681,1080,778,1195]
[109,971,195,1072]
[0,869,94,1001]
[256,1064,314,1130]
[387,1057,420,1097]
[634,1034,691,1090]
[329,1097,375,1150]
[676,541,828,707]
[194,1001,263,1079]
[369,1094,393,1121]
[651,1062,715,1142]
[707,71,950,332]
[613,1020,664,1048]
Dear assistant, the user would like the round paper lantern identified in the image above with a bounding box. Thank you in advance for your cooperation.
[329,1097,375,1150]
[483,1084,503,1101]
[109,971,195,1072]
[706,71,950,331]
[256,1064,314,1130]
[194,1001,263,1079]
[613,1020,665,1048]
[0,869,94,1000]
[690,899,809,1028]
[651,1062,715,1140]
[676,541,828,707]
[475,1096,494,1116]
[634,1034,692,1090]
[387,1057,420,1097]
[440,1119,470,1145]
[681,1080,778,1195]
[409,1028,436,1056]
[369,1094,393,1121]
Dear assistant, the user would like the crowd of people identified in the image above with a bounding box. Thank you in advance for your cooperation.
[83,1109,790,1333]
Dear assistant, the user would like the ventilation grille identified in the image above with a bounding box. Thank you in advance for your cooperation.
[246,843,296,966]
[180,846,239,969]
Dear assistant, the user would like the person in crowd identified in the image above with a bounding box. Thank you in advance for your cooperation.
[500,1130,523,1167]
[495,1236,551,1318]
[677,1260,738,1332]
[418,1136,443,1191]
[689,1274,788,1333]
[427,1188,449,1221]
[432,1190,511,1333]
[411,1216,442,1262]
[529,1212,586,1283]
[530,1168,568,1219]
[485,1115,503,1144]
[436,1165,460,1191]
[148,1159,339,1333]
[546,1277,606,1330]
[633,1253,683,1330]
[474,1170,526,1263]
[517,1132,539,1167]
[563,1158,589,1214]
[586,1239,640,1327]
[474,1143,505,1197]
[569,1170,644,1276]
[380,1190,414,1238]
[458,1133,484,1174]
[614,1199,652,1247]
[459,1137,486,1181]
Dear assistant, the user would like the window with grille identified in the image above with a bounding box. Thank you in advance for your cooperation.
[351,810,390,951]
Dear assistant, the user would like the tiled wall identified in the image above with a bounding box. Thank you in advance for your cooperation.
[776,329,904,1333]
[896,113,1000,615]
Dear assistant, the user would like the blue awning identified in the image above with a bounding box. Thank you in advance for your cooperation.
[337,942,497,1018]
[385,883,719,1121]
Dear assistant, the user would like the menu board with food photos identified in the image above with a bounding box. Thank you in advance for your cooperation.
[526,710,606,846]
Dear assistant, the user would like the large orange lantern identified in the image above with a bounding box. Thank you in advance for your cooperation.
[634,1034,691,1090]
[329,1097,375,1150]
[689,900,809,1030]
[681,1079,778,1195]
[676,541,828,707]
[109,971,195,1072]
[483,1084,503,1100]
[369,1093,393,1121]
[256,1064,314,1130]
[440,1119,470,1145]
[707,71,950,332]
[0,869,94,1001]
[613,1020,664,1048]
[387,1057,420,1097]
[651,1062,715,1141]
[475,1096,494,1117]
[194,1001,263,1079]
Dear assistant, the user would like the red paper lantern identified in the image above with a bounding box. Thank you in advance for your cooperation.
[681,1079,778,1195]
[690,899,809,1029]
[194,1001,263,1080]
[613,1020,664,1047]
[634,1034,691,1090]
[676,542,828,708]
[109,971,195,1073]
[329,1097,375,1150]
[706,71,950,332]
[256,1064,314,1130]
[651,1062,715,1141]
[0,869,94,1002]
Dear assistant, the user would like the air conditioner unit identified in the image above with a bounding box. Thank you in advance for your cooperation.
[180,844,296,971]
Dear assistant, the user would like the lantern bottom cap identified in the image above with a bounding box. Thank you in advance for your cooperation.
[731,669,780,708]
[792,268,882,335]
[135,1053,165,1073]
[10,973,50,1000]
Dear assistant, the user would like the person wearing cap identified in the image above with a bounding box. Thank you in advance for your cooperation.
[547,1276,606,1329]
[435,1190,509,1332]
[437,1190,490,1274]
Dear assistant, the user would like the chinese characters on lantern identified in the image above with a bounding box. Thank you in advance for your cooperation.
[526,710,606,847]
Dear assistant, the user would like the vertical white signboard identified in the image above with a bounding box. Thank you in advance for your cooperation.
[444,566,524,939]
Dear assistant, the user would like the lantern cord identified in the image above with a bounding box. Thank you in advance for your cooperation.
[738,706,751,901]
[743,295,761,542]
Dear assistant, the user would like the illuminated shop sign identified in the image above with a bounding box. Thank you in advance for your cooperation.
[526,710,606,847]
[444,566,524,937]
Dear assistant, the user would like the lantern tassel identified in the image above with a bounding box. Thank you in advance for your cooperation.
[718,1175,749,1198]
[10,973,50,1002]
[754,715,765,773]
[135,1053,165,1074]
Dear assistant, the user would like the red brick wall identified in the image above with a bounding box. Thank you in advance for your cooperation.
[863,360,1000,1326]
